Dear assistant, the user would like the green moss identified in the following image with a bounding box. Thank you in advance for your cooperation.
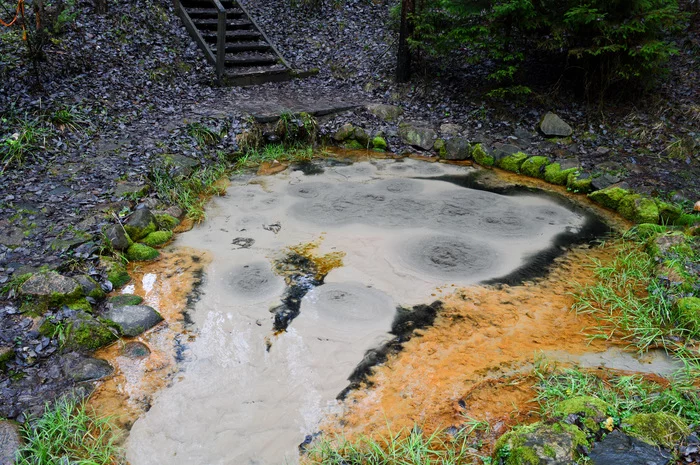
[520,156,550,178]
[67,298,93,313]
[342,140,365,150]
[100,258,131,289]
[677,297,700,332]
[108,294,144,306]
[433,139,446,158]
[493,422,586,465]
[471,143,494,166]
[618,194,660,224]
[628,223,667,241]
[588,187,631,210]
[497,152,529,172]
[0,347,15,371]
[553,396,611,434]
[655,201,682,224]
[155,213,179,231]
[622,412,689,448]
[673,213,700,227]
[123,221,156,242]
[372,136,387,151]
[566,172,593,193]
[126,243,159,262]
[139,230,173,248]
[64,317,118,352]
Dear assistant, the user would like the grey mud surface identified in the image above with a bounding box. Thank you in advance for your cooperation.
[126,159,604,465]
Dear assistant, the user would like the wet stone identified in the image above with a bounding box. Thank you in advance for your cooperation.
[102,305,163,337]
[0,420,21,465]
[121,341,151,359]
[589,430,672,465]
[108,294,144,306]
[104,224,130,251]
[69,357,114,382]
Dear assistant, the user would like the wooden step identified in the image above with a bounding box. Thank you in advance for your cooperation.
[200,29,263,43]
[192,18,253,30]
[211,42,272,53]
[185,8,244,19]
[224,53,279,66]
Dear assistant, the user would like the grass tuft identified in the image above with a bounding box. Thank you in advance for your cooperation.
[16,397,121,465]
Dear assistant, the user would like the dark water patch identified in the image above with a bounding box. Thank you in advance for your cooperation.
[292,161,325,175]
[337,301,442,400]
[183,269,205,326]
[271,253,323,332]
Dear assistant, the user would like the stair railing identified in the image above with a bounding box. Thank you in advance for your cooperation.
[212,0,226,82]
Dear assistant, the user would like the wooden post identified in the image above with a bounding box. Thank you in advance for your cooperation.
[396,0,414,83]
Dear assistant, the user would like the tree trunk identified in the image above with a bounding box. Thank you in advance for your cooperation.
[396,0,414,83]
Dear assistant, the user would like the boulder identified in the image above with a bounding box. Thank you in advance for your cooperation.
[154,213,180,231]
[520,156,550,178]
[103,304,163,337]
[553,396,611,434]
[68,357,114,382]
[496,152,529,172]
[44,311,118,351]
[121,341,151,359]
[398,122,437,151]
[621,413,689,449]
[544,163,578,185]
[591,173,622,191]
[19,272,83,314]
[0,420,22,465]
[493,422,588,464]
[352,127,370,148]
[539,112,573,137]
[589,430,671,465]
[366,103,403,121]
[440,123,463,136]
[160,153,199,178]
[100,257,130,288]
[124,209,157,241]
[443,138,471,161]
[333,123,355,142]
[104,224,131,251]
[472,144,495,166]
[618,194,660,224]
[567,172,594,194]
[588,187,631,210]
[108,294,144,306]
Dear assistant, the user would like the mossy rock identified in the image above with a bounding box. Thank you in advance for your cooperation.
[621,412,689,448]
[155,213,180,231]
[472,143,494,166]
[496,152,529,172]
[108,294,144,306]
[123,209,158,241]
[126,243,160,262]
[655,201,682,224]
[433,139,446,158]
[18,271,84,315]
[544,163,577,185]
[520,156,550,179]
[627,223,667,241]
[67,298,93,313]
[372,136,387,151]
[75,275,106,301]
[588,186,631,210]
[566,172,593,193]
[342,139,365,150]
[676,297,700,332]
[552,396,612,434]
[673,213,700,227]
[56,312,119,352]
[100,257,131,289]
[618,194,660,224]
[0,347,15,371]
[494,422,588,465]
[139,230,173,248]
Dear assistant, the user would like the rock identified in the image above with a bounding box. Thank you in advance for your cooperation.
[42,311,118,351]
[398,122,437,151]
[0,346,14,371]
[333,123,354,141]
[472,143,495,166]
[621,413,689,448]
[677,297,700,332]
[433,139,446,157]
[121,341,151,359]
[539,112,573,137]
[520,156,550,178]
[100,257,130,288]
[544,163,578,185]
[618,194,660,224]
[591,173,622,191]
[139,230,173,248]
[124,209,157,241]
[160,153,199,178]
[366,103,403,121]
[493,422,588,464]
[343,140,365,150]
[588,187,631,210]
[19,272,83,314]
[108,294,143,306]
[75,275,105,301]
[492,143,521,160]
[352,127,370,147]
[567,172,594,194]
[695,201,700,212]
[553,396,611,434]
[440,123,462,136]
[372,136,387,151]
[496,152,529,172]
[103,305,163,337]
[654,201,682,224]
[257,161,288,176]
[69,357,114,382]
[0,420,21,465]
[113,182,150,199]
[154,213,180,231]
[443,138,471,160]
[104,224,131,251]
[164,205,184,219]
[126,243,160,261]
[589,430,671,465]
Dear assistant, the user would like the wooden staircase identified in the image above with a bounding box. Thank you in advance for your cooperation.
[174,0,304,85]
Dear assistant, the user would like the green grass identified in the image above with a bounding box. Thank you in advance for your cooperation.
[236,143,313,168]
[572,240,700,366]
[533,358,700,424]
[16,397,121,465]
[186,122,222,147]
[150,161,228,222]
[0,113,50,172]
[303,425,486,465]
[49,106,90,132]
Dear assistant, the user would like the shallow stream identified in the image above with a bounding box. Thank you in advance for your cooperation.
[108,158,675,464]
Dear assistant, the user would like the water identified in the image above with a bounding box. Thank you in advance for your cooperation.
[126,158,600,465]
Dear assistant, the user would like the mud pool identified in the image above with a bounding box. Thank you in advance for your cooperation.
[115,158,658,464]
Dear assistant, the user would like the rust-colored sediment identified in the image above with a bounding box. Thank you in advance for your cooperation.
[331,243,618,441]
[88,248,210,430]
